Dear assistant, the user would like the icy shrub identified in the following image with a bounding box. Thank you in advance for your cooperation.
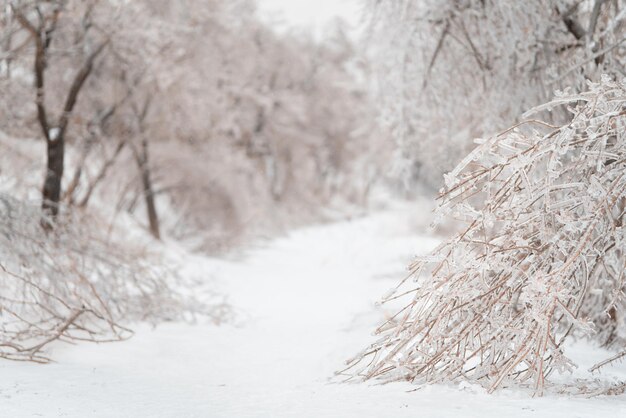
[344,77,626,395]
[0,195,227,362]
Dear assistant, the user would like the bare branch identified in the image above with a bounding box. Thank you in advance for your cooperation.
[588,0,607,40]
[57,38,110,138]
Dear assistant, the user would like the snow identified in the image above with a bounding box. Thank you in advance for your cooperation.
[257,0,361,27]
[49,127,60,142]
[1,203,626,417]
[256,0,364,40]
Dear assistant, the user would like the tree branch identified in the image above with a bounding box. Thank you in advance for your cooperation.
[588,0,607,40]
[13,9,50,141]
[57,38,110,138]
[423,20,450,89]
[559,3,586,40]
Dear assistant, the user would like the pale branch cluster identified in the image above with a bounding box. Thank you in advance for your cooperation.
[0,195,226,362]
[343,78,626,395]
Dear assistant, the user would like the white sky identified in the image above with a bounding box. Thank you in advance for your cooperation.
[256,0,364,37]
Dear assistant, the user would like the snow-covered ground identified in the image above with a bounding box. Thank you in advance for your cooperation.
[1,204,626,417]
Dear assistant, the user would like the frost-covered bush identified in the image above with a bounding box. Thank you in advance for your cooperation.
[344,78,626,395]
[367,0,626,189]
[0,195,227,362]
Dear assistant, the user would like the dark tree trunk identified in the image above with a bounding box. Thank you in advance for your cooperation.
[41,137,65,222]
[2,5,12,78]
[137,139,160,240]
[128,91,160,240]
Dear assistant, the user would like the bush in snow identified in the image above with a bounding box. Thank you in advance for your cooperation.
[0,195,228,362]
[343,77,626,395]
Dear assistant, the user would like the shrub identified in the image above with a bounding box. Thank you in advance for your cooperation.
[343,77,626,395]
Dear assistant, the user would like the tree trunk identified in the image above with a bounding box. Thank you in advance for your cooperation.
[136,139,160,240]
[41,136,64,226]
[2,2,11,78]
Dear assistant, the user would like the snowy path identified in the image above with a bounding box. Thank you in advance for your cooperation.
[2,206,626,417]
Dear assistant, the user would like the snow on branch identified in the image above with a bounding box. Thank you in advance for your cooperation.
[342,77,626,396]
[0,195,229,362]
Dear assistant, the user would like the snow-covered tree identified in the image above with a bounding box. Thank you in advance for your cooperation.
[2,0,389,248]
[6,0,114,222]
[344,77,626,395]
[367,0,626,189]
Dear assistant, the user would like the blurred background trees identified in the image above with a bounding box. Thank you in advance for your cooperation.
[1,0,390,251]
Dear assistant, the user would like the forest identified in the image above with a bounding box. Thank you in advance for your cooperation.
[1,0,626,417]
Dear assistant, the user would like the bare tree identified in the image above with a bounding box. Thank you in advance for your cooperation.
[12,1,109,225]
